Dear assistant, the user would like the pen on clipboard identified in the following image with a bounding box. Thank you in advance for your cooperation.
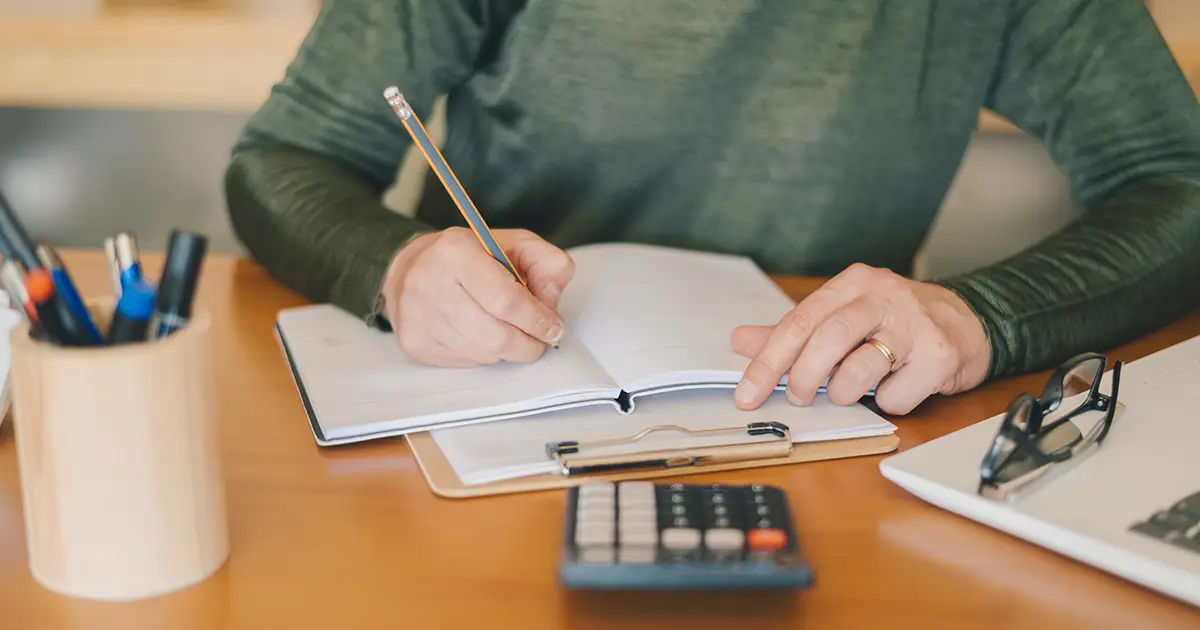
[382,87,527,286]
[545,422,794,476]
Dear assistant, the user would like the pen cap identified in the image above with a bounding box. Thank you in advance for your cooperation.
[115,280,156,319]
[155,230,207,318]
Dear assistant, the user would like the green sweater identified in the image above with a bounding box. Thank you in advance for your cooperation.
[226,0,1200,380]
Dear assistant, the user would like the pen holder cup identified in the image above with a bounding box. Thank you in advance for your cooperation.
[8,303,229,601]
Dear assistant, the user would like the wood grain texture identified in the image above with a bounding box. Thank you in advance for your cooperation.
[0,251,1197,629]
[9,303,228,601]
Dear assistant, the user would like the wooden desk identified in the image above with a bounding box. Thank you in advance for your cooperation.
[1,251,1199,629]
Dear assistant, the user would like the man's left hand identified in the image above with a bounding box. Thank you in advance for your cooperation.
[731,263,991,415]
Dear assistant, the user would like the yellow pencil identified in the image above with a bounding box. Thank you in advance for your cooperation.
[383,87,526,287]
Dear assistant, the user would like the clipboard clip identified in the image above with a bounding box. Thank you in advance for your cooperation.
[544,422,792,477]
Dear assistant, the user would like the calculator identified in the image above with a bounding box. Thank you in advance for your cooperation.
[558,481,813,589]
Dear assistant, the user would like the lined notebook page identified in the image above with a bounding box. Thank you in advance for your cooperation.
[559,243,796,392]
[432,388,897,486]
[277,305,618,439]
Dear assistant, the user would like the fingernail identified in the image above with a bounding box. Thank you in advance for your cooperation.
[786,388,804,406]
[541,282,562,303]
[545,325,563,343]
[735,380,758,405]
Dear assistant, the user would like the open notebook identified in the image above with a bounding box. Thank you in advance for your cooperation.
[277,243,845,446]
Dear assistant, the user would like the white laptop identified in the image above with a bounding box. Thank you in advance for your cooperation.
[880,333,1200,608]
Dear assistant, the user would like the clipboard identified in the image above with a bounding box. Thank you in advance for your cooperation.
[407,422,900,498]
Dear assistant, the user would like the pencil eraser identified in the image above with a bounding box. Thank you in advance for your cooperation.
[383,86,401,99]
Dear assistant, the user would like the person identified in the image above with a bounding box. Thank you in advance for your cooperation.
[224,0,1200,416]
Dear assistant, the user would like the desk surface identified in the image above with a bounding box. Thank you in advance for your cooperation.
[2,251,1199,630]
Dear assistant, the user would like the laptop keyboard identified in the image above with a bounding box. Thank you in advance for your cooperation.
[1130,490,1200,555]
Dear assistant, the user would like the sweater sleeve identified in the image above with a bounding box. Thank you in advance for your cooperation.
[225,0,514,324]
[935,0,1200,379]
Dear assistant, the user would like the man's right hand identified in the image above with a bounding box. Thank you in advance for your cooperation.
[381,227,575,367]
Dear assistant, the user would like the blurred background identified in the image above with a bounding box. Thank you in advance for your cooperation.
[0,0,1195,279]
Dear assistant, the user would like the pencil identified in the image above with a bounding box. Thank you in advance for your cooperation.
[383,87,526,287]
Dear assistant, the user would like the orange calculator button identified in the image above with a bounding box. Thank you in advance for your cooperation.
[747,528,788,551]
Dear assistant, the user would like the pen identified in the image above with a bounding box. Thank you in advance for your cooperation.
[105,280,155,345]
[1,260,39,326]
[0,189,42,270]
[103,237,123,298]
[24,269,75,346]
[37,245,103,344]
[114,232,143,289]
[383,87,527,287]
[148,230,207,339]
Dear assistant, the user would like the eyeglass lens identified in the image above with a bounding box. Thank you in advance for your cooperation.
[986,399,1032,477]
[1042,356,1105,426]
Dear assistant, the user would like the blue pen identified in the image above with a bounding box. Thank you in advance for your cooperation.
[36,244,103,344]
[115,233,143,290]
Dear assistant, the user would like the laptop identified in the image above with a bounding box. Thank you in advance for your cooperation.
[879,333,1200,608]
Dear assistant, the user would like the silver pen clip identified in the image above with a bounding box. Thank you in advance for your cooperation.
[545,422,792,477]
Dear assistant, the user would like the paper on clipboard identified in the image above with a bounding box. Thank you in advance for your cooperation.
[430,387,897,486]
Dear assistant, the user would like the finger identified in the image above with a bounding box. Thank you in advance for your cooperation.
[734,287,858,410]
[456,249,566,345]
[872,362,946,415]
[502,230,576,309]
[731,324,771,357]
[787,296,889,406]
[823,335,900,406]
[444,280,547,363]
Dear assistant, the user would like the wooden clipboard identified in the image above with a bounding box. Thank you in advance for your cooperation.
[407,430,900,499]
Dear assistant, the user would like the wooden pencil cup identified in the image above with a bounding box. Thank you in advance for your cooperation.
[8,305,229,601]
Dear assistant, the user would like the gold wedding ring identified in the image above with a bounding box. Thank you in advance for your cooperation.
[867,338,897,367]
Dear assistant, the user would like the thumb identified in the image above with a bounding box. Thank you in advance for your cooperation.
[731,324,773,358]
[502,230,575,308]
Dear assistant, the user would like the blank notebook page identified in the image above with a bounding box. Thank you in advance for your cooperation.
[277,305,617,437]
[558,243,796,391]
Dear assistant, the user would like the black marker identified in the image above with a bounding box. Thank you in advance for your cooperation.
[148,230,207,338]
[106,281,156,345]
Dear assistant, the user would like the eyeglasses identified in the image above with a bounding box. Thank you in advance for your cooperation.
[978,352,1123,501]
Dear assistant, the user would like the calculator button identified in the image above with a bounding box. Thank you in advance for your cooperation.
[618,481,656,505]
[661,527,702,551]
[618,546,656,564]
[577,498,615,512]
[748,528,788,551]
[619,507,657,525]
[619,526,658,547]
[579,482,615,498]
[579,546,614,564]
[575,522,615,547]
[705,528,745,551]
